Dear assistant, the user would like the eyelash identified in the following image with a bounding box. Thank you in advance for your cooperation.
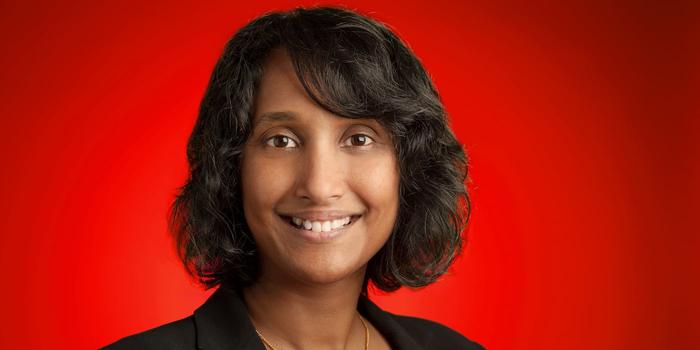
[264,133,375,149]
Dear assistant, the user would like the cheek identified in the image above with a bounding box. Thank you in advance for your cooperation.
[240,154,292,228]
[354,157,399,198]
[350,154,400,219]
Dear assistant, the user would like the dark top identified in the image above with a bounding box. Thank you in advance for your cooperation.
[102,285,484,350]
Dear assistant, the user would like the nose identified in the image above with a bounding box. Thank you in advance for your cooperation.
[294,141,345,204]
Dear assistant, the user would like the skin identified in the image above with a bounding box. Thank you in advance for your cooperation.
[240,47,399,350]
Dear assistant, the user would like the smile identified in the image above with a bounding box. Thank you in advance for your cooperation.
[279,214,362,242]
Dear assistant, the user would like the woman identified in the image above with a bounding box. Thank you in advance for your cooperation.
[103,6,483,350]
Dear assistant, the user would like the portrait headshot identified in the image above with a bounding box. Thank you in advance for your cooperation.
[1,1,696,350]
[101,5,481,350]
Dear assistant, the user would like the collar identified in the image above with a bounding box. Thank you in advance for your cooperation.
[193,285,422,350]
[193,286,266,350]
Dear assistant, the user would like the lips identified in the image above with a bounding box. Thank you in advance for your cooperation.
[278,214,361,242]
[279,215,361,231]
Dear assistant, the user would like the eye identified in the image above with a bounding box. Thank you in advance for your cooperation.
[265,135,298,149]
[344,134,375,147]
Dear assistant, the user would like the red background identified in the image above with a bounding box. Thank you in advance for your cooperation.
[1,1,697,349]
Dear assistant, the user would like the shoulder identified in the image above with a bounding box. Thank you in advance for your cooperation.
[100,316,196,350]
[389,313,485,350]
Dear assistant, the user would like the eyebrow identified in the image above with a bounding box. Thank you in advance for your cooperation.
[252,111,298,128]
[252,111,385,136]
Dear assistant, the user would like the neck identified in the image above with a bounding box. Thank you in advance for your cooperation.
[242,267,368,350]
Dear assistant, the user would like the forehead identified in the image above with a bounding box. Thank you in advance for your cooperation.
[251,48,385,130]
[252,48,303,117]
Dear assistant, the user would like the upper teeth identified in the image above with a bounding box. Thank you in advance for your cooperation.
[292,216,351,232]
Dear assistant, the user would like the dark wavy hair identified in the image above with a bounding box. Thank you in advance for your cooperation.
[169,6,471,294]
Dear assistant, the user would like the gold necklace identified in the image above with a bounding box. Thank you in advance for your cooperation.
[254,311,369,350]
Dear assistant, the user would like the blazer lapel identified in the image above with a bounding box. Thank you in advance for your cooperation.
[193,286,267,350]
[358,294,423,350]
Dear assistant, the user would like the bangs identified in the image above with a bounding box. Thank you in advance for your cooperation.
[277,9,415,123]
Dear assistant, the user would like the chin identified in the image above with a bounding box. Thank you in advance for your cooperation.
[290,263,364,286]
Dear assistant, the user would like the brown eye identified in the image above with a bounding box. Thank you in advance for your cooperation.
[265,135,298,148]
[346,134,374,147]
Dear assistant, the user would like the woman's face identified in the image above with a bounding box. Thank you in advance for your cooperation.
[241,48,400,286]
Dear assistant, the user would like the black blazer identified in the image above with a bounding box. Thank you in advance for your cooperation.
[102,286,484,350]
